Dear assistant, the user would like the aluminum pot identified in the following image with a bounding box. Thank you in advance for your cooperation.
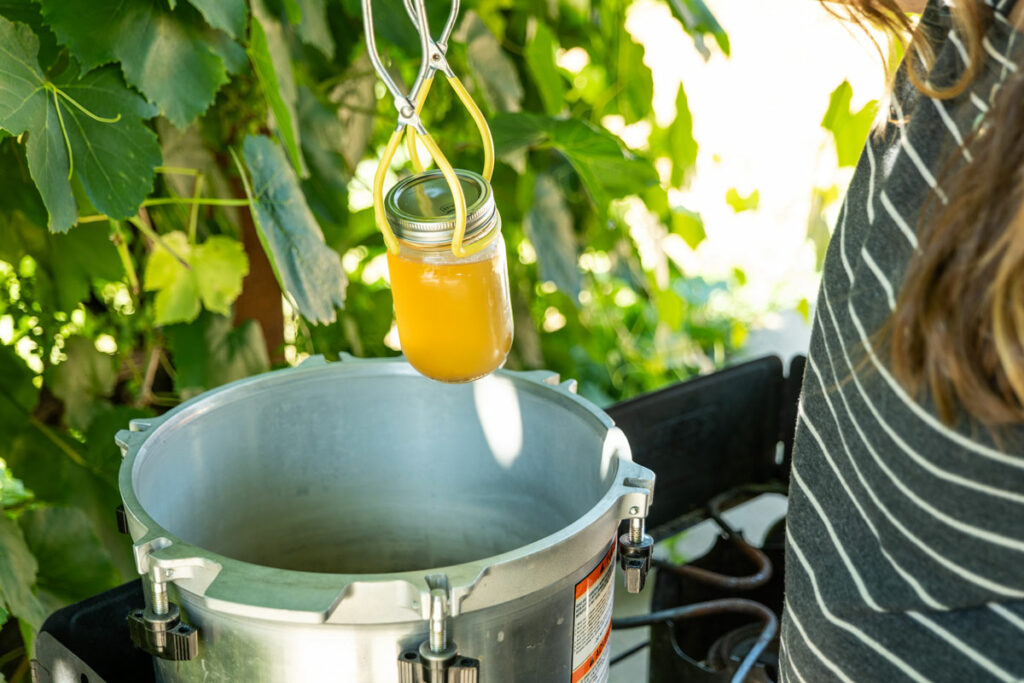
[116,356,655,683]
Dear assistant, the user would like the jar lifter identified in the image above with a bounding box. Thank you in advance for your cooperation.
[363,0,495,257]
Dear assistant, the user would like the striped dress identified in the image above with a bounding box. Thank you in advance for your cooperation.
[779,1,1024,681]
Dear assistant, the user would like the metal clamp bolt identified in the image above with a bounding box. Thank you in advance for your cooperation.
[619,517,654,594]
[127,570,198,661]
[398,586,479,683]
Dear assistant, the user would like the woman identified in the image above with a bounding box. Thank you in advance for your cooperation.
[781,0,1024,680]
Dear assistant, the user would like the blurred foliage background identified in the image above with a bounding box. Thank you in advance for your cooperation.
[0,0,877,677]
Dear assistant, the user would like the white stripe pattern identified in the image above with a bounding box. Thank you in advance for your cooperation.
[990,603,1024,631]
[838,202,854,280]
[984,36,1019,72]
[808,301,1024,624]
[970,91,990,112]
[843,286,1024,471]
[949,29,971,65]
[879,191,918,249]
[908,611,1016,681]
[861,247,896,310]
[930,97,974,163]
[784,598,857,683]
[865,141,877,224]
[787,531,932,682]
[798,395,947,611]
[791,467,883,610]
[891,98,949,204]
[821,281,1024,564]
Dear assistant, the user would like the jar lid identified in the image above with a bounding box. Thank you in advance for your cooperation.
[384,169,498,246]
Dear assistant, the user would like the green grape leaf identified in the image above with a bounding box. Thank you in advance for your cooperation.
[0,17,75,231]
[821,80,878,168]
[549,118,659,209]
[186,0,247,40]
[0,343,38,440]
[525,174,580,299]
[52,67,162,220]
[295,0,335,58]
[39,0,229,129]
[4,426,134,580]
[666,0,730,59]
[655,288,685,329]
[2,466,32,508]
[0,0,59,69]
[725,187,759,213]
[491,114,658,210]
[165,313,270,399]
[459,11,523,113]
[48,222,125,311]
[665,84,697,187]
[806,186,836,270]
[24,99,76,232]
[282,0,303,24]
[0,18,161,228]
[298,87,354,245]
[84,406,154,483]
[249,10,307,176]
[143,232,247,325]
[0,516,48,631]
[670,206,705,250]
[617,37,653,124]
[48,336,117,432]
[143,231,202,326]
[796,297,811,323]
[524,20,566,116]
[19,506,120,612]
[239,134,347,324]
[490,113,550,156]
[192,236,249,316]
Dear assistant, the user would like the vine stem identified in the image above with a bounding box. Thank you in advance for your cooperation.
[109,219,140,294]
[50,87,73,180]
[29,415,92,470]
[141,197,250,207]
[187,172,204,243]
[76,214,109,224]
[43,82,122,181]
[155,165,199,176]
[128,216,191,269]
[136,346,161,408]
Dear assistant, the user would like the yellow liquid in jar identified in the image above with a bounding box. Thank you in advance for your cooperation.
[388,247,514,383]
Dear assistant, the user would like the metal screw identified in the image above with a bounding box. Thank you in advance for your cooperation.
[428,589,448,653]
[151,578,169,616]
[629,517,644,544]
[628,505,639,515]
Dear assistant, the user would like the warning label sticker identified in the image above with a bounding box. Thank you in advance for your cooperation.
[570,539,616,683]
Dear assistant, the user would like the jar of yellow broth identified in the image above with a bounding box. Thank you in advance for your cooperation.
[384,169,513,383]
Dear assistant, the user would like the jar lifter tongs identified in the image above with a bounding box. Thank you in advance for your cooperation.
[362,0,495,257]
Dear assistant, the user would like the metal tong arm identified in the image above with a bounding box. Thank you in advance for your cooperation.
[363,0,494,257]
[403,0,493,182]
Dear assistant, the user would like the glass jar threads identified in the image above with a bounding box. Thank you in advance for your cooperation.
[384,169,513,383]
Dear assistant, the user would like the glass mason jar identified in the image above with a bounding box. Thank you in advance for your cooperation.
[384,169,513,383]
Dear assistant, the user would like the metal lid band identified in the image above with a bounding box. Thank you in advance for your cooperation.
[384,169,499,248]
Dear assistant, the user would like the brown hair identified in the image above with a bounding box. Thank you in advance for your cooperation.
[829,0,1024,426]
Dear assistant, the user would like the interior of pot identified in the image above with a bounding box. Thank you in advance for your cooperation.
[127,362,622,574]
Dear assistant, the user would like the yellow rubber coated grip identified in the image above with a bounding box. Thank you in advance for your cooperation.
[417,131,468,256]
[374,129,404,254]
[448,74,494,181]
[406,77,434,174]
